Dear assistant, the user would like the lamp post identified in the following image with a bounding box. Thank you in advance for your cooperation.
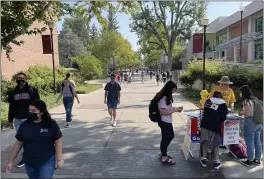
[48,22,56,94]
[202,15,209,90]
[239,3,245,63]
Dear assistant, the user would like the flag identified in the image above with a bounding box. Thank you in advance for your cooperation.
[225,120,239,127]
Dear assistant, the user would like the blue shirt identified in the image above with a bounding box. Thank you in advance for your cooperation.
[104,82,121,102]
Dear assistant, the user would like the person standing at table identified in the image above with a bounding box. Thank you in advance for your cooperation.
[8,72,40,168]
[209,76,236,111]
[6,100,63,179]
[239,85,262,167]
[200,91,228,169]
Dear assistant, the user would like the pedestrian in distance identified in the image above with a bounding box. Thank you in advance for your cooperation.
[116,73,121,85]
[199,91,228,170]
[141,71,144,83]
[56,73,80,128]
[150,71,153,80]
[6,100,63,179]
[162,72,167,84]
[104,74,121,127]
[154,81,183,165]
[239,85,262,167]
[156,72,160,86]
[7,72,40,168]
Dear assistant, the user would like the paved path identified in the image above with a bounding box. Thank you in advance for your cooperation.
[1,79,262,178]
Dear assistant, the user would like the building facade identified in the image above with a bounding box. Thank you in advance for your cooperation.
[185,1,263,64]
[1,21,59,79]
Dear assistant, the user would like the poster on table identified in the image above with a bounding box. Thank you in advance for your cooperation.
[185,113,239,145]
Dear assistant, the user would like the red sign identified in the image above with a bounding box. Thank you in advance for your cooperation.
[193,33,203,53]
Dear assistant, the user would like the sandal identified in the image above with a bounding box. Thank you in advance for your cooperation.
[162,157,176,165]
[159,153,172,159]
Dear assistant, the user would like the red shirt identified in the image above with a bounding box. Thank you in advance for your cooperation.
[116,74,121,80]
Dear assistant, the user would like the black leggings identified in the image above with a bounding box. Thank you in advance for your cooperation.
[158,120,175,156]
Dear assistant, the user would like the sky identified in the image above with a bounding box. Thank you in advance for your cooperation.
[57,1,252,51]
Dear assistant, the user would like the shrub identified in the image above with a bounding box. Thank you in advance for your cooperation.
[246,59,263,64]
[70,55,103,80]
[180,60,263,91]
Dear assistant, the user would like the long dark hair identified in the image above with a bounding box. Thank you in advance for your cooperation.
[240,85,254,105]
[154,81,177,105]
[27,100,55,128]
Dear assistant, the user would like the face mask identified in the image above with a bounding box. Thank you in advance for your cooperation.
[16,79,25,86]
[28,112,39,121]
[239,92,242,98]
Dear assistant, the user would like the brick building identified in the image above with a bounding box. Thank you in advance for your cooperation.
[1,21,59,79]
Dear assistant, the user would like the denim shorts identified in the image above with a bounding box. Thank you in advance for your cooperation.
[107,101,118,109]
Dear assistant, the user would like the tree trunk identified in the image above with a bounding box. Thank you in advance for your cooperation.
[167,48,173,70]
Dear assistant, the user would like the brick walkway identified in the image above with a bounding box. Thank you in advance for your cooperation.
[1,78,262,178]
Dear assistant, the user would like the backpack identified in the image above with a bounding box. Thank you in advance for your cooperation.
[228,138,247,159]
[61,83,73,97]
[252,98,263,124]
[149,98,161,123]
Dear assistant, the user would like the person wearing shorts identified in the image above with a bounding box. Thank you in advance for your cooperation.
[104,74,121,127]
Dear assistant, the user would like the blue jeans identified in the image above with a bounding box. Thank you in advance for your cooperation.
[63,97,74,122]
[244,117,262,161]
[25,155,56,179]
[14,119,27,155]
[107,100,118,109]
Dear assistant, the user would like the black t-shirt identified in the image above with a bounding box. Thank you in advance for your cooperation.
[16,120,62,168]
[104,82,121,102]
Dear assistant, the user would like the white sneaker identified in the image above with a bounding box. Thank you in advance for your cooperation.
[113,121,117,127]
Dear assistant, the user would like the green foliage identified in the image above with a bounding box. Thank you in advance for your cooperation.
[58,23,88,67]
[130,1,206,69]
[179,71,196,89]
[75,84,102,94]
[180,60,263,91]
[246,59,263,64]
[70,55,103,80]
[1,1,69,60]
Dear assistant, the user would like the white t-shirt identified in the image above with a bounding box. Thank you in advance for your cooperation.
[158,96,173,123]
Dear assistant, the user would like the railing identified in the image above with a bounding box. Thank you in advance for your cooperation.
[215,32,263,51]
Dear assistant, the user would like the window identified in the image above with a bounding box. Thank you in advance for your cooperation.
[255,42,263,59]
[255,17,263,33]
[218,34,227,44]
[42,35,52,54]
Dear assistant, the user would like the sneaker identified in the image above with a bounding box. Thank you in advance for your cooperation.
[112,121,117,127]
[200,158,207,167]
[240,159,253,167]
[17,160,25,168]
[253,159,261,166]
[65,123,70,128]
[213,161,222,170]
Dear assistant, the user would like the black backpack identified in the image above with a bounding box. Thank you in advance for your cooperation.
[148,98,161,123]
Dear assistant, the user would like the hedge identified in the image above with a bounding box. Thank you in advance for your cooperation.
[180,60,263,91]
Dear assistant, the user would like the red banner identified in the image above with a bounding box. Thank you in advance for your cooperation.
[193,33,203,53]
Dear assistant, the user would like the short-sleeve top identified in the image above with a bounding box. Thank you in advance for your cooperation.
[209,86,236,107]
[16,120,62,168]
[158,96,173,123]
[104,82,121,102]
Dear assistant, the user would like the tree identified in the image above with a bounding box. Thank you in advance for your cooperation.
[63,15,90,47]
[1,1,61,59]
[90,24,99,41]
[103,5,119,32]
[70,55,103,80]
[58,24,87,67]
[130,1,206,70]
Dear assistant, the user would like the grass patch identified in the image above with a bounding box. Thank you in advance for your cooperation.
[1,84,102,129]
[76,83,102,94]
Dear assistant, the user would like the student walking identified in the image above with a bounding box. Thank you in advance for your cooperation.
[7,72,40,168]
[162,72,167,84]
[156,72,160,86]
[200,91,228,169]
[56,73,80,128]
[239,85,262,167]
[154,81,183,165]
[141,71,144,83]
[104,74,121,127]
[6,100,63,179]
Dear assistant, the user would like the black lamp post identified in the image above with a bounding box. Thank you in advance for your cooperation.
[48,22,56,95]
[202,15,209,90]
[239,3,245,63]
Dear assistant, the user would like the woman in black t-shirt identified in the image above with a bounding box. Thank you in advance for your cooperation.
[6,100,63,179]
